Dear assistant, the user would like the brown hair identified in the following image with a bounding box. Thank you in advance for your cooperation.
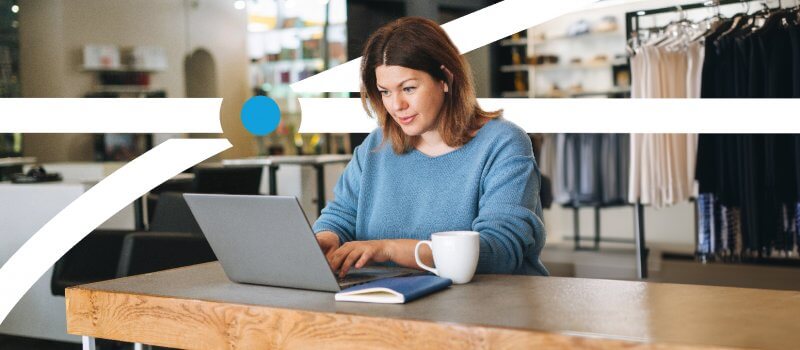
[360,17,501,154]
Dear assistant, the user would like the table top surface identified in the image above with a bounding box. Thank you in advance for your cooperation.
[71,262,800,349]
[0,157,36,167]
[222,154,352,166]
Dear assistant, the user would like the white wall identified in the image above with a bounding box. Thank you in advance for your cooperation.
[18,0,253,162]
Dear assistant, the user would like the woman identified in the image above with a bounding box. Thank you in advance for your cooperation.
[314,17,548,277]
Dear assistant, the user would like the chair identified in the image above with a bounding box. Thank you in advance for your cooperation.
[51,191,210,295]
[192,166,263,195]
[116,232,216,278]
[147,191,203,235]
[50,229,129,296]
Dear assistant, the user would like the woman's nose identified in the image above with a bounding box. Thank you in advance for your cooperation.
[391,94,407,112]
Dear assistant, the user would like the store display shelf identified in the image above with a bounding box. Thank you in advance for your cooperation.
[81,67,164,73]
[499,64,531,73]
[260,58,324,67]
[534,87,631,98]
[500,38,527,47]
[532,30,623,45]
[91,85,160,93]
[501,60,625,73]
[534,60,627,72]
[501,91,530,98]
[250,22,346,34]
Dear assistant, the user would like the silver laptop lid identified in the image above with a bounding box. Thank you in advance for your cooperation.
[183,194,342,292]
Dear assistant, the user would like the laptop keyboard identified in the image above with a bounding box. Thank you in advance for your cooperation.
[337,273,377,285]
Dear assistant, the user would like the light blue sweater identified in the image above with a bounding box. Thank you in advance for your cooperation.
[313,118,548,276]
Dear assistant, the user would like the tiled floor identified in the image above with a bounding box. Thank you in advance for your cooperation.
[542,240,800,290]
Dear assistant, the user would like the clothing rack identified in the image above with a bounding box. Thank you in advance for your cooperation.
[624,0,799,278]
[622,0,744,279]
[568,205,636,251]
[624,0,781,44]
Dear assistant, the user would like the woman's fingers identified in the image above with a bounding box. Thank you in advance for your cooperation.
[340,248,367,277]
[355,250,374,269]
[329,243,353,271]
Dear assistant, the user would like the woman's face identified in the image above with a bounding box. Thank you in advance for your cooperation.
[375,65,447,137]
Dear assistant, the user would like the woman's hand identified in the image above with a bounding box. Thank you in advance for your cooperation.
[315,231,341,261]
[329,240,394,278]
[328,239,435,278]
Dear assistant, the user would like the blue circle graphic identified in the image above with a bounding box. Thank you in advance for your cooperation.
[240,96,281,136]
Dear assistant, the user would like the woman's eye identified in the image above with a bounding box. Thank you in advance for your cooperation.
[403,87,416,93]
[379,90,390,96]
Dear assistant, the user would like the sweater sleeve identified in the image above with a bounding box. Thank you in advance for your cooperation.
[311,143,366,244]
[472,136,545,274]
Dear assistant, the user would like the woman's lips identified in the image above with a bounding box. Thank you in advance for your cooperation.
[398,114,417,125]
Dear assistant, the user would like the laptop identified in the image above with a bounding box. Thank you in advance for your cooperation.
[183,193,418,292]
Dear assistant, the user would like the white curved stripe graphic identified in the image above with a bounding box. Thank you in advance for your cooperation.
[297,98,800,133]
[0,138,231,324]
[290,0,632,93]
[0,98,223,133]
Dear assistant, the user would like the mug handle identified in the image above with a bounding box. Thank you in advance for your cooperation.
[414,241,437,275]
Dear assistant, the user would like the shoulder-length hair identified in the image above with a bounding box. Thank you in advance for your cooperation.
[360,17,501,154]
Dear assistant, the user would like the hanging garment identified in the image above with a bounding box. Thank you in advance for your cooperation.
[697,193,716,257]
[600,134,629,205]
[790,24,800,97]
[756,11,794,98]
[553,133,571,205]
[686,40,705,98]
[539,134,557,181]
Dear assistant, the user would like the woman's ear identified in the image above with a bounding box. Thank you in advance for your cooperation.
[440,65,453,93]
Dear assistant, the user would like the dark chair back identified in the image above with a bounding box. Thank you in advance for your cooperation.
[116,232,217,277]
[192,166,262,195]
[149,191,203,235]
[51,229,129,296]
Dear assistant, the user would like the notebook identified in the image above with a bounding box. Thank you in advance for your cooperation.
[334,275,452,304]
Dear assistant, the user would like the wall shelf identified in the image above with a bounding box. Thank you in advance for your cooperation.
[532,30,624,45]
[534,87,631,98]
[501,91,529,98]
[501,60,626,73]
[500,38,527,47]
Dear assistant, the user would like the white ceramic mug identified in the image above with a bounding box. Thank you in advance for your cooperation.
[414,231,480,284]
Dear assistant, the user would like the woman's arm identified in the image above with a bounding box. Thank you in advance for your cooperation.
[311,143,368,243]
[472,133,545,275]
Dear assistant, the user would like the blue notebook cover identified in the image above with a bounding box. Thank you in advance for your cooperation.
[334,275,452,304]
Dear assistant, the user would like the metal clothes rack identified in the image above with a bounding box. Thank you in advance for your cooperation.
[569,205,636,251]
[625,0,780,44]
[623,0,795,278]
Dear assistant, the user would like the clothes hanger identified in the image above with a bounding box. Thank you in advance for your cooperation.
[691,1,727,41]
[651,6,691,48]
[751,0,791,33]
[722,1,751,34]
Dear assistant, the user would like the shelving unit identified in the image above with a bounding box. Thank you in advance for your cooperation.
[500,38,527,47]
[531,30,623,45]
[534,86,631,98]
[532,24,628,98]
[501,60,628,73]
[247,0,350,156]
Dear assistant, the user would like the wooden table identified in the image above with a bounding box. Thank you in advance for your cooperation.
[66,262,800,349]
